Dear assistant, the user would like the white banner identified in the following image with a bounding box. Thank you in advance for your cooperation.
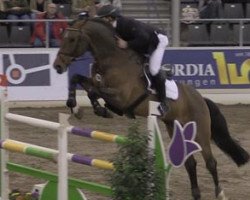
[0,48,68,101]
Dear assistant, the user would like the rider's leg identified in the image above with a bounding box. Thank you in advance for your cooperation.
[153,70,170,114]
[149,33,169,115]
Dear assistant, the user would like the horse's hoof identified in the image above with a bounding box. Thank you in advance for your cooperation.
[192,196,201,200]
[74,107,84,119]
[94,107,113,118]
[192,188,201,200]
[217,190,229,200]
[66,97,77,108]
[104,110,113,118]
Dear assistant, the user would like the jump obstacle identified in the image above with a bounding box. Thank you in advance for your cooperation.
[0,87,170,200]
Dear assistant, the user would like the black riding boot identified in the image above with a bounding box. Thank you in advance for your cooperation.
[152,71,170,116]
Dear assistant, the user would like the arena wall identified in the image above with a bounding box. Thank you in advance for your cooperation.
[1,47,249,107]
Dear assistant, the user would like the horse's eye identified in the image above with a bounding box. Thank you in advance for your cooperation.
[69,38,75,43]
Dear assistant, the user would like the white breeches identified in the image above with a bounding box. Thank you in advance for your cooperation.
[149,33,169,76]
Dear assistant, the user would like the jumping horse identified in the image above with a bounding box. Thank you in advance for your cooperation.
[53,19,249,200]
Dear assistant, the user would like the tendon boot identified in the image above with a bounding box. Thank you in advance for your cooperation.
[152,70,170,116]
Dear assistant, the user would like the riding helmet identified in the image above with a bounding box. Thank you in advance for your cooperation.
[96,5,120,18]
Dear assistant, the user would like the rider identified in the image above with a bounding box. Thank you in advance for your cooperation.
[96,4,170,115]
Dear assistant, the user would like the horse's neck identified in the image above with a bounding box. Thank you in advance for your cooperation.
[85,21,144,75]
[88,36,115,61]
[85,23,117,60]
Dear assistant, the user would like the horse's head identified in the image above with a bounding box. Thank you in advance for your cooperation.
[53,21,90,74]
[54,18,121,74]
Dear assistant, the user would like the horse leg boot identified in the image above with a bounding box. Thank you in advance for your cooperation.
[88,89,113,118]
[152,71,170,116]
[67,74,88,118]
[67,74,90,110]
[66,76,78,112]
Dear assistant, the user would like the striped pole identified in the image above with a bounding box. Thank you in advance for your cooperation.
[0,139,114,170]
[68,127,127,144]
[5,113,127,145]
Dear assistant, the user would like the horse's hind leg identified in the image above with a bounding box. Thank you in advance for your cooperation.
[166,124,201,200]
[201,147,228,200]
[185,156,201,200]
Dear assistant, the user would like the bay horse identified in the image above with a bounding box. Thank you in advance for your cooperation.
[53,19,249,200]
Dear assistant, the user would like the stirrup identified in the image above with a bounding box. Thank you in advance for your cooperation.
[157,102,169,117]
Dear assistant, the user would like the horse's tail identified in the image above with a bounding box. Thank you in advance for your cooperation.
[204,98,250,166]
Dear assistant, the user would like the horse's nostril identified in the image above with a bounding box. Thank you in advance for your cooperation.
[55,65,64,74]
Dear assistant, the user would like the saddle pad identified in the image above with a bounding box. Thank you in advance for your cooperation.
[143,67,178,100]
[165,79,178,100]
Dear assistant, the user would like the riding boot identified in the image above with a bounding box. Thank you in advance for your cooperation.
[152,71,170,116]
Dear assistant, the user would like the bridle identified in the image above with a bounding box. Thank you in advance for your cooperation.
[58,27,83,59]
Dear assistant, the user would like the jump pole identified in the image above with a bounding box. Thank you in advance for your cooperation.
[0,87,69,200]
[0,87,9,200]
[0,85,169,199]
[0,139,114,170]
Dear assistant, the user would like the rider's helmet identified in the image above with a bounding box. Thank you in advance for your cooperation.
[96,5,120,18]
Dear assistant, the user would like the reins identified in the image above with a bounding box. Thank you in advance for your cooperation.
[58,20,89,58]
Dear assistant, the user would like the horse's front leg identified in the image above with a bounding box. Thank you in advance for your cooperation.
[87,89,113,118]
[66,74,85,111]
[67,74,112,118]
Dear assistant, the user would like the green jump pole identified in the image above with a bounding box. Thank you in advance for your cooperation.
[7,162,113,199]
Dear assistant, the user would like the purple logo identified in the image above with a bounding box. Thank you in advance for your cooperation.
[168,120,201,168]
[3,54,50,86]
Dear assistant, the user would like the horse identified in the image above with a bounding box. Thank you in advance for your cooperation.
[53,18,249,200]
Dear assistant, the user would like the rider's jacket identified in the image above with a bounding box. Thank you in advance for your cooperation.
[115,16,162,55]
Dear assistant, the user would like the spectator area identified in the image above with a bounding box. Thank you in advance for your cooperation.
[187,23,250,46]
[181,0,250,46]
[56,3,72,18]
[0,1,72,48]
[1,1,250,47]
[0,25,32,47]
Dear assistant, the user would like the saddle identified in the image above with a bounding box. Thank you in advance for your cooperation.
[143,63,174,94]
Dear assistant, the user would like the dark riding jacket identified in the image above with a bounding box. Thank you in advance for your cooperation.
[115,16,160,55]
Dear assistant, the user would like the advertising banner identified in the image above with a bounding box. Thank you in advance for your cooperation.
[0,48,68,101]
[165,49,250,89]
[1,48,249,102]
[68,48,250,90]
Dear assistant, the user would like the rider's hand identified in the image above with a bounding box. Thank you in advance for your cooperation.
[116,37,128,49]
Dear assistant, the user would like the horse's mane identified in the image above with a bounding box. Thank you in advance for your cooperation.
[90,18,115,33]
[70,18,142,62]
[70,18,115,37]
